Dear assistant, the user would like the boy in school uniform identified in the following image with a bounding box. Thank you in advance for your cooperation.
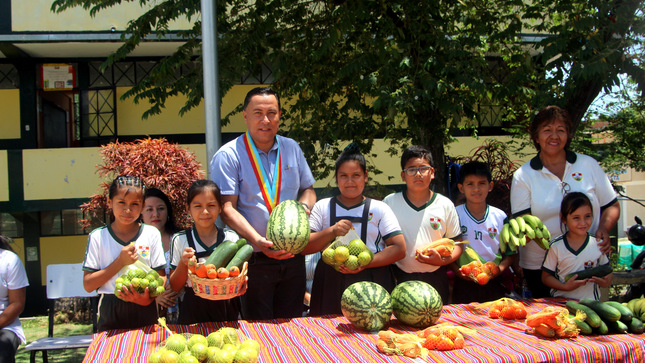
[383,145,462,304]
[452,161,517,303]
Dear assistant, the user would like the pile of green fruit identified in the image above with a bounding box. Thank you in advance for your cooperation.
[114,266,165,300]
[149,326,261,363]
[500,214,551,252]
[322,238,374,272]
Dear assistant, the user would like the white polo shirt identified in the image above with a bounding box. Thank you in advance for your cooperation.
[542,234,609,300]
[383,191,462,273]
[0,249,29,344]
[510,151,617,270]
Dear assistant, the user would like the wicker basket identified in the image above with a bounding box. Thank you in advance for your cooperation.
[187,262,248,301]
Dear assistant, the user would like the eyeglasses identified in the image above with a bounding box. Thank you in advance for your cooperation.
[561,181,571,196]
[403,166,433,177]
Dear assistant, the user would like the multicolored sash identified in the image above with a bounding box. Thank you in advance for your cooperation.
[243,132,282,213]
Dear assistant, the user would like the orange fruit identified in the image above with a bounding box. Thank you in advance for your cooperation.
[435,335,455,351]
[205,263,216,271]
[229,266,240,277]
[453,335,465,349]
[217,267,230,279]
[442,328,460,341]
[195,263,208,278]
[206,267,218,279]
[476,272,490,285]
[514,306,527,319]
[488,308,501,319]
[501,306,515,319]
[187,257,197,274]
[423,334,440,350]
[460,265,472,276]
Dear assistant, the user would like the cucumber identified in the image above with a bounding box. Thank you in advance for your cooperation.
[204,240,238,268]
[566,300,602,328]
[605,301,633,323]
[595,320,609,335]
[569,315,593,335]
[226,244,254,270]
[235,238,248,250]
[564,263,612,281]
[606,320,629,334]
[628,317,644,334]
[579,299,621,322]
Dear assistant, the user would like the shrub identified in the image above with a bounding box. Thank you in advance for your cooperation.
[80,138,203,230]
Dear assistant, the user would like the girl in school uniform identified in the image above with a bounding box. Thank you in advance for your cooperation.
[169,180,241,324]
[542,192,613,300]
[82,175,167,332]
[302,143,406,316]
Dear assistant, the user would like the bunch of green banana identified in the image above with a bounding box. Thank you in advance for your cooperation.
[500,214,551,253]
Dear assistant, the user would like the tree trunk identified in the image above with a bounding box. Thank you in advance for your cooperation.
[416,112,449,196]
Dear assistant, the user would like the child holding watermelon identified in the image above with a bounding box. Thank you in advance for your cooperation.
[168,180,242,324]
[383,145,463,304]
[452,161,516,304]
[82,175,167,332]
[303,143,406,316]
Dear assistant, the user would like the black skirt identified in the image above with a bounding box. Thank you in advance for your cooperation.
[97,294,158,332]
[178,287,241,325]
[309,261,396,316]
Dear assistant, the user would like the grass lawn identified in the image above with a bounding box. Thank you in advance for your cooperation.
[16,317,94,363]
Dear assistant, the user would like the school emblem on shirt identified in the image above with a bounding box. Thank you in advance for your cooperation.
[572,172,583,182]
[138,245,149,258]
[429,217,441,230]
[583,261,594,269]
[488,227,498,239]
[368,213,373,222]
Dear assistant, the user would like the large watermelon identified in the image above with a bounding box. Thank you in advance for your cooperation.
[340,281,392,331]
[391,280,442,328]
[266,200,310,254]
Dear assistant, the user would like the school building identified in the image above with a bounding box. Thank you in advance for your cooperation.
[1,1,643,315]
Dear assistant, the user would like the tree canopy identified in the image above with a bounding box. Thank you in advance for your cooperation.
[52,0,645,193]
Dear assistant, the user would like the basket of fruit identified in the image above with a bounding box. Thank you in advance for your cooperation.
[187,239,252,300]
[188,261,249,301]
[321,228,374,272]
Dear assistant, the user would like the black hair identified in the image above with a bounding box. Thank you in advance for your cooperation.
[187,179,222,207]
[143,188,179,234]
[459,161,492,184]
[335,142,367,178]
[560,192,593,223]
[243,87,281,111]
[0,235,14,252]
[400,145,434,170]
[529,105,573,151]
[108,175,145,199]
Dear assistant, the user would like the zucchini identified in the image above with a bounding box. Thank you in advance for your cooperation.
[204,240,238,268]
[564,263,612,282]
[566,300,602,328]
[605,301,633,323]
[628,317,644,334]
[595,320,609,335]
[579,299,621,322]
[569,315,593,335]
[235,238,248,250]
[226,244,254,270]
[606,320,629,334]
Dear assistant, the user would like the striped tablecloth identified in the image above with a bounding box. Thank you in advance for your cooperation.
[83,299,645,362]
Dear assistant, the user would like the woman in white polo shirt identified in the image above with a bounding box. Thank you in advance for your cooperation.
[510,106,620,298]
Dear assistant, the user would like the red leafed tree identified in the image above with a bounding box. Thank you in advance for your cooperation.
[80,138,203,230]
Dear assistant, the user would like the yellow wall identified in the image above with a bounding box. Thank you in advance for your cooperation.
[39,235,87,284]
[0,150,7,202]
[8,238,24,265]
[0,89,21,139]
[116,85,251,135]
[13,0,194,32]
[23,148,103,200]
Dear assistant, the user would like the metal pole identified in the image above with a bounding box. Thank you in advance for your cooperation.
[201,0,220,178]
